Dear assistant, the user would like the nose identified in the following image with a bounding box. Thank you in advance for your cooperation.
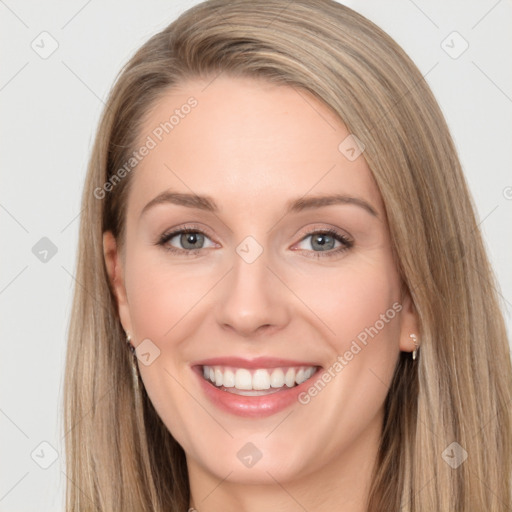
[214,247,291,338]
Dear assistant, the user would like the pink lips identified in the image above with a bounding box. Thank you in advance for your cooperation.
[191,356,322,418]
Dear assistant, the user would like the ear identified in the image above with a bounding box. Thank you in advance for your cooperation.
[398,291,420,354]
[103,231,132,335]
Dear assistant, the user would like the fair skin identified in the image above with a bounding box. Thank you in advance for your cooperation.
[104,75,418,512]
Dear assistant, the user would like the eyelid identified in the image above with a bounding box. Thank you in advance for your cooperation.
[296,231,345,247]
[158,223,217,244]
[291,224,353,245]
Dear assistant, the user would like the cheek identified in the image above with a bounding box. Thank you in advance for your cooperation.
[124,249,220,341]
[292,256,402,348]
[122,250,220,428]
[291,255,403,410]
[122,251,208,444]
[289,263,402,449]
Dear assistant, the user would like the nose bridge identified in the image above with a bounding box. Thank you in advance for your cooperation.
[230,233,270,291]
[214,238,290,336]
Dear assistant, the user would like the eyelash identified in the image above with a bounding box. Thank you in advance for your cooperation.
[156,224,354,259]
[295,227,353,259]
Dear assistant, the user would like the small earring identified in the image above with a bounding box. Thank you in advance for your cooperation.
[410,333,419,360]
[125,332,141,396]
[126,332,135,354]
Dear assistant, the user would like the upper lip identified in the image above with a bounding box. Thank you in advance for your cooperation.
[192,356,322,369]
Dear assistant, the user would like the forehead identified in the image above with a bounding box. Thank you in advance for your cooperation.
[126,75,383,219]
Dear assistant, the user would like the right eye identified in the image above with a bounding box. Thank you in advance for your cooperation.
[158,227,217,255]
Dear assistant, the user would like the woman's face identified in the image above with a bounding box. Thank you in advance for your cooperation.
[104,76,418,488]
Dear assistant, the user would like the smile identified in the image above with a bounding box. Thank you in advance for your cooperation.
[201,365,318,395]
[192,359,323,417]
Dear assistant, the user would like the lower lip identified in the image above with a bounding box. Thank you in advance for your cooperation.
[193,366,321,418]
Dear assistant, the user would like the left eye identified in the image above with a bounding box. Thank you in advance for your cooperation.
[296,232,346,252]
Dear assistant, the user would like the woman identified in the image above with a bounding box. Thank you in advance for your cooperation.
[63,0,512,510]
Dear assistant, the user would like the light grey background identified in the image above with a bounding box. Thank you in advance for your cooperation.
[1,1,510,510]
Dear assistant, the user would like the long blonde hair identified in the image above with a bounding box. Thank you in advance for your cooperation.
[63,0,512,509]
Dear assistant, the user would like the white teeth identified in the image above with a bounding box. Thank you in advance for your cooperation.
[252,369,271,390]
[235,368,253,390]
[223,368,235,387]
[295,368,305,385]
[201,365,318,391]
[285,368,295,387]
[214,368,223,387]
[270,368,285,388]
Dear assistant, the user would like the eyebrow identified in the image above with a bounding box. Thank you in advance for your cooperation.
[140,190,378,218]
